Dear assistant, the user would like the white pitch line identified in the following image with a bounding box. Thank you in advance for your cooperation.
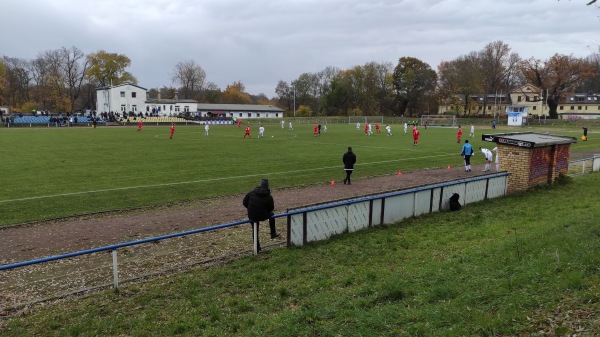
[0,153,457,204]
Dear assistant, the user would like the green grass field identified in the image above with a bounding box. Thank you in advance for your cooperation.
[2,170,599,336]
[0,122,596,226]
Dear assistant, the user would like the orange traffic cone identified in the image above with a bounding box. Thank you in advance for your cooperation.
[331,180,335,186]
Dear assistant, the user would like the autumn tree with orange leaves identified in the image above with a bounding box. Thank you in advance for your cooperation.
[519,54,596,118]
[222,81,252,104]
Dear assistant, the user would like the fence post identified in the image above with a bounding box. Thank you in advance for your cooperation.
[253,222,259,255]
[111,249,119,292]
[593,154,600,172]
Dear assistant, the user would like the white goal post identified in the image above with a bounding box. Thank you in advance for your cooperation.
[420,115,457,127]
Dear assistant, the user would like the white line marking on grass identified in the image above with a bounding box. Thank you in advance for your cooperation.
[300,140,441,153]
[0,153,457,204]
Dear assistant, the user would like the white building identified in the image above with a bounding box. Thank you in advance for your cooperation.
[145,97,199,116]
[196,103,284,119]
[96,83,147,115]
[96,83,285,118]
[96,83,200,117]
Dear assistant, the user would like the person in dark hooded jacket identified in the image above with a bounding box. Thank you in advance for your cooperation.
[343,146,357,185]
[243,178,279,251]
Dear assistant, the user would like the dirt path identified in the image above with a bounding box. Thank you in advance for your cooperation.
[1,165,491,264]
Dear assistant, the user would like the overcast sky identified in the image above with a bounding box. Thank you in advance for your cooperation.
[2,0,598,98]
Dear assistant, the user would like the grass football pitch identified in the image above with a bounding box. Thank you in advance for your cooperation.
[0,122,595,226]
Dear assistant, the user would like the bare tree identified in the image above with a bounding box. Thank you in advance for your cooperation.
[520,54,596,118]
[60,46,89,112]
[171,60,206,100]
[2,56,32,109]
[478,41,521,113]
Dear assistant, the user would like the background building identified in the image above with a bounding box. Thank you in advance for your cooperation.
[196,103,284,119]
[96,83,147,116]
[97,84,284,119]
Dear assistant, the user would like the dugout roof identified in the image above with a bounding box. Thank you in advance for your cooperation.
[481,132,577,148]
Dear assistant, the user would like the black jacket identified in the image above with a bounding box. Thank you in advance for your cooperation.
[243,185,275,222]
[343,150,357,169]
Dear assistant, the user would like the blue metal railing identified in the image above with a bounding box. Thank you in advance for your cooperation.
[0,172,510,272]
[0,220,248,271]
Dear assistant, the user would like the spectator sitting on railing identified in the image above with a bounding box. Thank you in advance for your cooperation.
[243,178,280,252]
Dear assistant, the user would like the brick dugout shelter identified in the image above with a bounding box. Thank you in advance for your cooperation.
[481,132,578,193]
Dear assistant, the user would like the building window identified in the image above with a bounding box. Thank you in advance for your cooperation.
[132,105,137,112]
[120,105,126,112]
[532,106,537,110]
[132,92,136,98]
[239,113,242,117]
[578,106,582,110]
[571,106,575,110]
[184,106,189,112]
[175,106,180,112]
[559,106,564,110]
[518,96,522,102]
[120,91,125,97]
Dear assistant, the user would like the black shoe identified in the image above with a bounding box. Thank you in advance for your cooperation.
[271,233,281,239]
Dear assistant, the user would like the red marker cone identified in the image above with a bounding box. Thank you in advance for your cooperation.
[447,165,451,171]
[397,170,402,176]
[331,180,335,186]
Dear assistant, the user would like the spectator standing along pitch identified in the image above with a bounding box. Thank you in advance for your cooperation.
[342,147,357,185]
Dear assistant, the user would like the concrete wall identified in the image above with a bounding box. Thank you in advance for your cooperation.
[287,173,508,247]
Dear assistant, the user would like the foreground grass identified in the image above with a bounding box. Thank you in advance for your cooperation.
[0,122,596,226]
[2,173,599,336]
